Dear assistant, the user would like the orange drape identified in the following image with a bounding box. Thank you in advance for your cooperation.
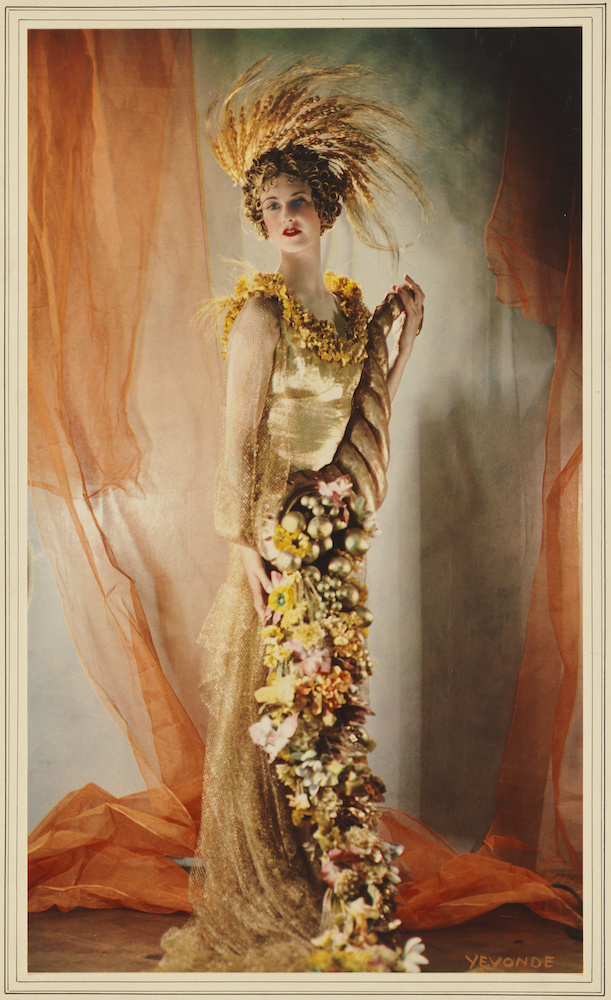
[384,39,582,929]
[28,29,581,932]
[28,28,224,912]
[482,51,582,886]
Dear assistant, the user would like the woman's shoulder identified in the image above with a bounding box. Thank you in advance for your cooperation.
[224,272,289,311]
[221,273,284,357]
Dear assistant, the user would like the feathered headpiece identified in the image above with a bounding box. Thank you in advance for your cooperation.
[206,57,427,252]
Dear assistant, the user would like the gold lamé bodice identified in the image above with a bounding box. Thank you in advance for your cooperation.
[214,272,372,552]
[267,331,364,473]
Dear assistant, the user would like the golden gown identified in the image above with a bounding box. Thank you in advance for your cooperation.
[160,272,392,972]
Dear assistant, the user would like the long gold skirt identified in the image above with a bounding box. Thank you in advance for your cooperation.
[160,546,325,972]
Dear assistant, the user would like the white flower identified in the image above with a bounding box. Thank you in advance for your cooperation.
[361,511,380,535]
[248,712,299,762]
[317,475,353,503]
[400,936,428,973]
[295,757,336,794]
[311,926,349,949]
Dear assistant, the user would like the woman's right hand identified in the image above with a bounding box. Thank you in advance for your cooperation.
[238,544,273,623]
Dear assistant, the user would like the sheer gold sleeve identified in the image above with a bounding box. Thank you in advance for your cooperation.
[214,296,281,550]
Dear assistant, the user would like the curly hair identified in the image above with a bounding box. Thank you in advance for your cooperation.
[242,145,344,238]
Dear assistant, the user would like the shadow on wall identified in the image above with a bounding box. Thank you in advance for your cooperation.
[418,371,555,848]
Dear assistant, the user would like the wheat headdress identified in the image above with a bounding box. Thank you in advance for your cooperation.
[206,57,427,252]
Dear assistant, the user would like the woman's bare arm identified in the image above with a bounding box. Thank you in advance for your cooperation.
[386,274,425,403]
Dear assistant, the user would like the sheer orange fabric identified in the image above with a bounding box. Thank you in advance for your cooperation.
[28,28,225,912]
[28,29,581,933]
[483,52,582,889]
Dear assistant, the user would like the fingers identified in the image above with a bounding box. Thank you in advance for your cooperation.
[393,274,425,305]
[254,591,268,623]
[248,575,270,622]
[392,274,425,336]
[238,545,273,620]
[250,568,273,622]
[255,565,273,594]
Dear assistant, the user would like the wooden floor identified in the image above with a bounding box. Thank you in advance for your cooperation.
[29,903,582,974]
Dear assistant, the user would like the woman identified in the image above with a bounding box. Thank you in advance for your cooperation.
[160,58,427,974]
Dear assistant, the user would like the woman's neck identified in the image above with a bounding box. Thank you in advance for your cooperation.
[277,248,327,301]
[278,251,343,328]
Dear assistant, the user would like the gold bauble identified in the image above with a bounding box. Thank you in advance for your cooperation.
[344,528,370,556]
[274,550,302,573]
[327,554,353,579]
[320,536,334,552]
[303,565,321,583]
[281,510,306,534]
[337,583,360,609]
[354,605,374,626]
[302,541,321,564]
[307,515,334,540]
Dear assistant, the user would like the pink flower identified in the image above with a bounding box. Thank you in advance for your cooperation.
[320,847,361,887]
[249,712,299,762]
[317,475,353,505]
[301,650,332,676]
[320,859,342,887]
[336,505,350,526]
[284,639,331,676]
[328,847,354,863]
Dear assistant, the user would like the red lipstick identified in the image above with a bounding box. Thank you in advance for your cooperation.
[283,227,301,236]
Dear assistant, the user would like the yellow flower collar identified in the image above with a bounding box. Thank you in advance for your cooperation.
[222,271,371,367]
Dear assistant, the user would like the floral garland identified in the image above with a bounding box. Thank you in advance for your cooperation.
[222,272,370,367]
[249,475,428,973]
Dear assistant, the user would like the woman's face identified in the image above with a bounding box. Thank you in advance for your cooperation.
[260,174,321,252]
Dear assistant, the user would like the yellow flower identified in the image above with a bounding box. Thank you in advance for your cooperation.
[271,526,310,557]
[288,791,311,822]
[308,949,335,973]
[273,525,296,551]
[261,625,284,642]
[221,272,370,366]
[268,580,296,618]
[281,605,303,627]
[263,645,292,669]
[261,623,292,668]
[291,621,325,649]
[255,673,299,707]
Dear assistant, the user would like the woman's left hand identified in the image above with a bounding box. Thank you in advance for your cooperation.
[385,273,425,403]
[393,273,425,361]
